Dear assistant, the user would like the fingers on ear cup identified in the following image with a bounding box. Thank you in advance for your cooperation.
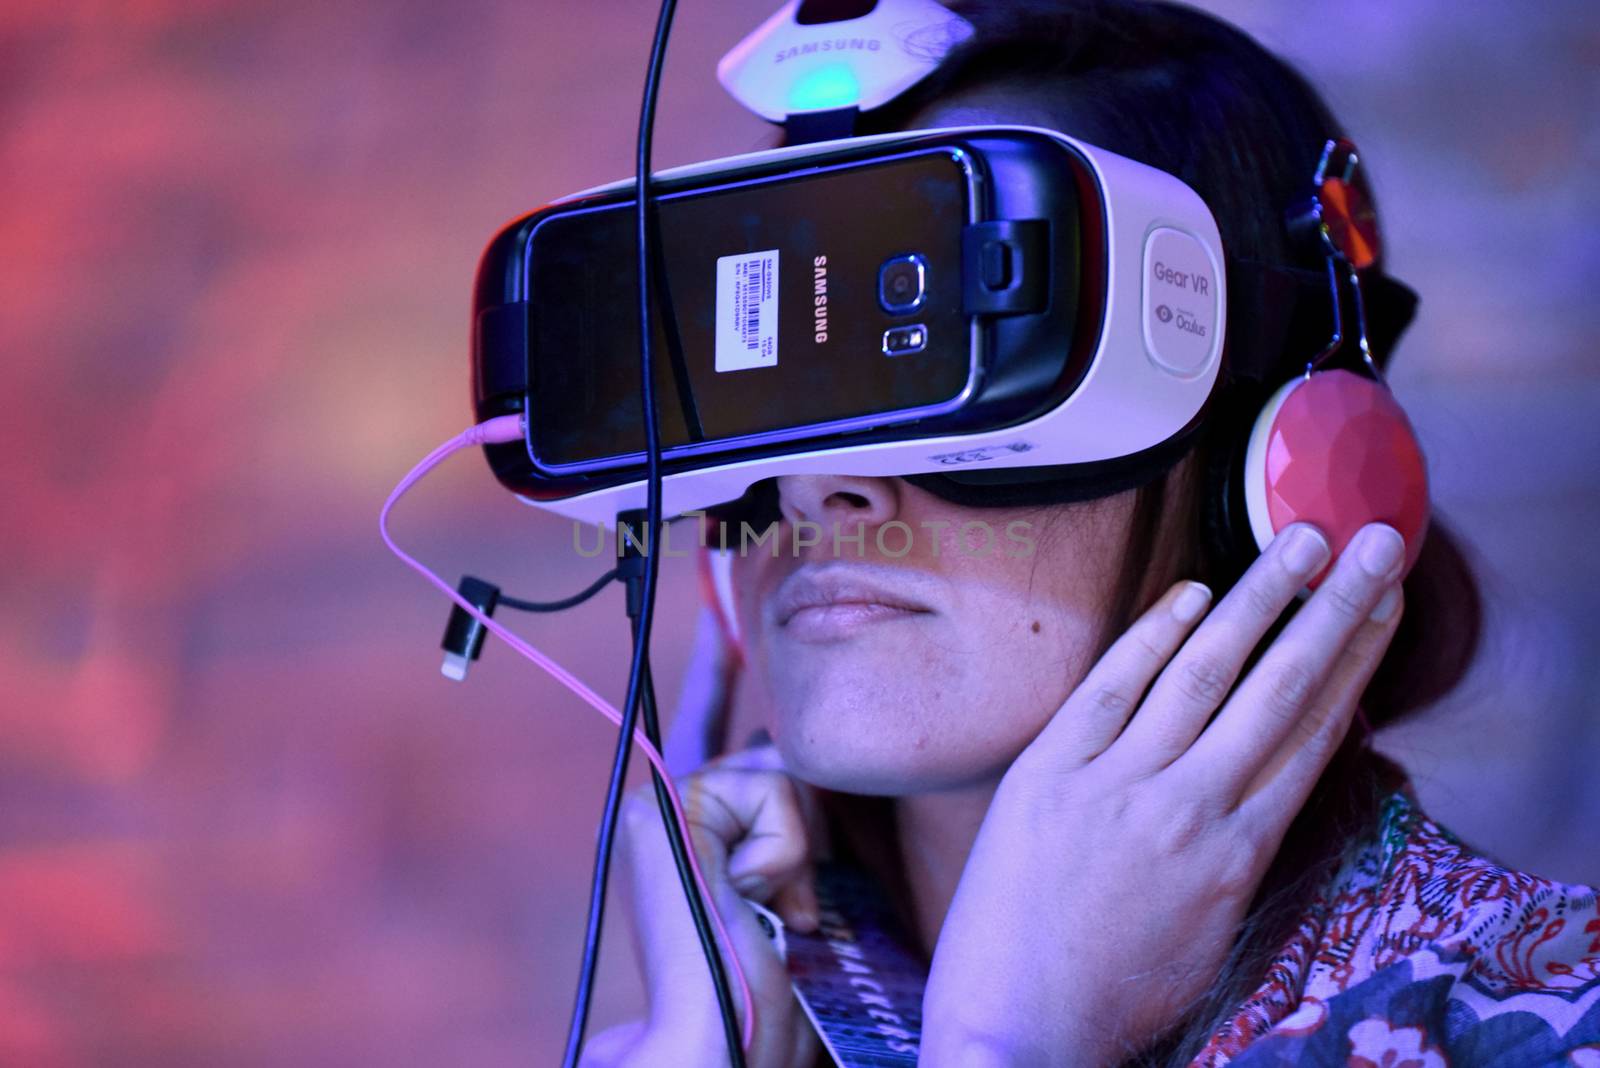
[1242,369,1430,587]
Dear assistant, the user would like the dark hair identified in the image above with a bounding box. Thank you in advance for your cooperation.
[821,1,1484,1064]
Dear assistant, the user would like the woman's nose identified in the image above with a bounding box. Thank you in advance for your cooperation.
[775,474,900,530]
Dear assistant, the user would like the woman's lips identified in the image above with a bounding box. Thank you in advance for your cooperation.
[769,566,933,641]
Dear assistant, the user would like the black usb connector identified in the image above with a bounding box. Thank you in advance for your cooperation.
[440,575,500,681]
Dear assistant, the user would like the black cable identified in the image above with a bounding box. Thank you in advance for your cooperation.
[440,572,620,681]
[497,568,619,614]
[559,533,648,1068]
[561,1,751,1066]
[644,205,707,443]
[637,633,746,1067]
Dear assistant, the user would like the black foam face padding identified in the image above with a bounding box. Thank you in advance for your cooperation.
[705,478,784,531]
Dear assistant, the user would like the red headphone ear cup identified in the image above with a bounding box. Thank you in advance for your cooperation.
[1241,369,1429,588]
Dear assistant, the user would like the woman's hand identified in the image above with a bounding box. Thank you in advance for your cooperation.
[919,521,1408,1067]
[582,743,826,1068]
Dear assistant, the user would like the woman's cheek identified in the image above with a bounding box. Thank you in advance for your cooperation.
[959,593,1104,745]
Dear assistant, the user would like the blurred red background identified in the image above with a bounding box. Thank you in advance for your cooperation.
[1,1,1596,1063]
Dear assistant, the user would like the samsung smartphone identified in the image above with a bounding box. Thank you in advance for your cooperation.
[473,130,1090,503]
[520,147,981,471]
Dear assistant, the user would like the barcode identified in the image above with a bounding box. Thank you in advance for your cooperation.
[742,276,761,350]
[716,250,778,374]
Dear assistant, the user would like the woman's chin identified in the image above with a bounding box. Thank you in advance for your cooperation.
[771,698,1004,796]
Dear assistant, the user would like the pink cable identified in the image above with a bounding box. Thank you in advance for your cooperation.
[378,415,757,1052]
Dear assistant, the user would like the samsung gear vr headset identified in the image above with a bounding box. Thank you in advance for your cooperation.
[469,0,1429,574]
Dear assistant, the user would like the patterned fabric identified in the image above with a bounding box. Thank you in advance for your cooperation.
[1192,792,1600,1067]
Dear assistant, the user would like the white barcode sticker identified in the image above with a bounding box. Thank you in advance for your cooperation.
[715,249,779,373]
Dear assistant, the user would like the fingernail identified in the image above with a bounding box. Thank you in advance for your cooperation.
[1171,582,1212,624]
[726,851,758,881]
[1356,524,1406,580]
[1281,525,1331,577]
[731,873,768,899]
[1369,586,1402,623]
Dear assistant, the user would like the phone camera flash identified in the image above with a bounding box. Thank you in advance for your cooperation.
[882,324,928,356]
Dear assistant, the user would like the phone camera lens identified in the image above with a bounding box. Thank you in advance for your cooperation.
[878,254,927,315]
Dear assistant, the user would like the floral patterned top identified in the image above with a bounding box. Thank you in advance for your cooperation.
[1192,792,1600,1067]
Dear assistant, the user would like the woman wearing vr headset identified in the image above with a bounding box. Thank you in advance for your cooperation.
[586,3,1600,1066]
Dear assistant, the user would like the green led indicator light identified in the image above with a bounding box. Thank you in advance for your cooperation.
[788,66,861,111]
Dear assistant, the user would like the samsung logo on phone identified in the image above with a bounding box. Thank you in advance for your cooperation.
[774,38,881,64]
[813,255,829,344]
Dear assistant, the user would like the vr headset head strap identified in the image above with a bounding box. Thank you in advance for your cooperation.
[1222,259,1418,386]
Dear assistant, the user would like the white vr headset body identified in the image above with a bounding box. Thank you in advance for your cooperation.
[517,124,1227,528]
